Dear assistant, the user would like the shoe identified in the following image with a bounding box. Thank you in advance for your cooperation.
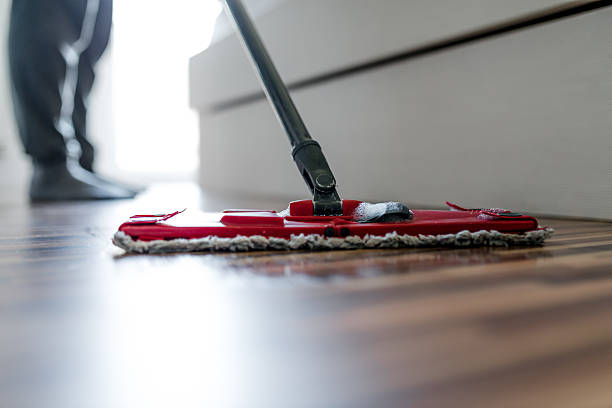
[29,160,137,201]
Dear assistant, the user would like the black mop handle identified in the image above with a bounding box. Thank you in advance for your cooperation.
[223,0,342,216]
[223,0,308,148]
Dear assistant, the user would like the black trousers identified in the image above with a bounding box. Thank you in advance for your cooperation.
[9,0,113,169]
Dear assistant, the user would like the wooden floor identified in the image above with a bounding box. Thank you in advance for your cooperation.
[1,183,612,408]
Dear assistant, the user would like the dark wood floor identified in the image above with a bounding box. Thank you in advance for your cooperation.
[1,183,612,408]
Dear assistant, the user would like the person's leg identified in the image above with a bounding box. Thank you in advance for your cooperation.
[8,0,77,166]
[73,0,113,172]
[9,0,135,200]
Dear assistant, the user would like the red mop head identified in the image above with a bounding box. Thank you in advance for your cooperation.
[112,200,553,253]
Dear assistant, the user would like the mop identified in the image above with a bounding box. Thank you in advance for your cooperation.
[113,0,553,254]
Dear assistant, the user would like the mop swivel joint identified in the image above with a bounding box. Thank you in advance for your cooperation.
[312,191,342,217]
[292,140,343,216]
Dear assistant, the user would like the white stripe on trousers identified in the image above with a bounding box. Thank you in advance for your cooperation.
[56,0,101,161]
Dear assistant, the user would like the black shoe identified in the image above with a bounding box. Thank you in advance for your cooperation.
[29,160,138,201]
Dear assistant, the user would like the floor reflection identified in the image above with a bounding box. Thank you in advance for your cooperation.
[108,262,234,407]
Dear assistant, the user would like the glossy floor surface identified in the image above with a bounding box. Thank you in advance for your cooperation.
[1,184,612,407]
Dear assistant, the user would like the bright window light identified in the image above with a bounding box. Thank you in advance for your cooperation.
[112,0,222,180]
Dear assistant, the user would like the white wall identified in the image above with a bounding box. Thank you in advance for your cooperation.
[191,0,567,110]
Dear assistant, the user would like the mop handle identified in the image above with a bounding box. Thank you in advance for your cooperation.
[223,0,342,216]
[223,0,308,147]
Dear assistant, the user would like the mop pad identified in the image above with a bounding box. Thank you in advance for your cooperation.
[112,200,553,254]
